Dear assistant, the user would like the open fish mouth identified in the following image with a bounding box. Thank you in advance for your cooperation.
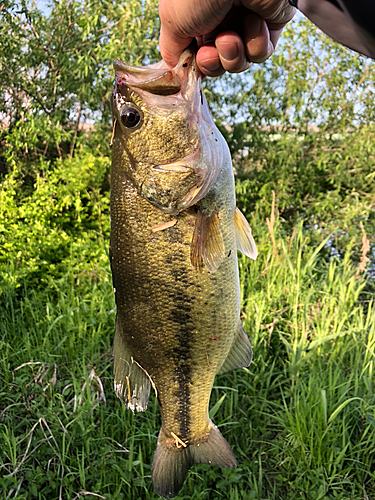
[113,43,200,98]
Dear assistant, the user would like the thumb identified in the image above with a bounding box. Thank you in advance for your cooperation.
[159,26,194,68]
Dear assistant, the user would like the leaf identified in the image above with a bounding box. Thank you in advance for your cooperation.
[209,394,227,420]
[328,397,363,424]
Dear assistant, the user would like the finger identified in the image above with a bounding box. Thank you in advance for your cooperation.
[158,0,232,69]
[196,43,226,77]
[159,25,194,68]
[243,12,274,63]
[215,31,251,73]
[267,21,286,53]
[241,0,295,25]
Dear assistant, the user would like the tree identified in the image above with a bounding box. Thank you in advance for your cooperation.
[203,17,375,256]
[0,0,160,166]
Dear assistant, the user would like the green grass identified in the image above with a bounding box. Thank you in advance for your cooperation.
[1,206,374,500]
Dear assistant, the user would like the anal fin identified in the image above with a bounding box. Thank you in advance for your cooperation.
[113,320,151,412]
[218,320,252,374]
[234,207,257,260]
[190,209,225,273]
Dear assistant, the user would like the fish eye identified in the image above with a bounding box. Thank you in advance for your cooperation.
[120,107,142,129]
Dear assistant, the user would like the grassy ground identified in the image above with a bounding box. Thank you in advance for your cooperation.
[1,158,374,499]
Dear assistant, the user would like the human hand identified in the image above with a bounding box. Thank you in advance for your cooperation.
[159,0,295,76]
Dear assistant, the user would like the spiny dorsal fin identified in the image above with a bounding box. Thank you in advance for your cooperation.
[113,319,151,412]
[190,210,226,273]
[234,207,258,260]
[218,320,252,374]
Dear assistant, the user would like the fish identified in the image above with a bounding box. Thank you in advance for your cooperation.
[109,45,257,499]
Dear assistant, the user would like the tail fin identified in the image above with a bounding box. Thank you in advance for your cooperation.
[152,421,236,499]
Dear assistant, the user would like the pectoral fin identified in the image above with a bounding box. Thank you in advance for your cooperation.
[190,210,226,274]
[218,321,252,374]
[234,207,257,260]
[113,319,151,412]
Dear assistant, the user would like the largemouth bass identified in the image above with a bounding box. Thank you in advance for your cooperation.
[110,46,257,499]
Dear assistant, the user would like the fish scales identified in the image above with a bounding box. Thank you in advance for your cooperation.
[110,45,257,498]
[111,171,239,440]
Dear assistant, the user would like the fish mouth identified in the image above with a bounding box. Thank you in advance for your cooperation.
[114,59,182,96]
[112,44,202,121]
[113,43,200,99]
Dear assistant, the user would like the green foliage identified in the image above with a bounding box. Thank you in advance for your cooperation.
[204,16,375,257]
[207,16,375,131]
[1,207,374,499]
[0,150,110,294]
[234,125,375,259]
[0,0,159,166]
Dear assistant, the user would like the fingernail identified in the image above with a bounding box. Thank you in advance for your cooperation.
[200,58,221,73]
[218,42,238,62]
